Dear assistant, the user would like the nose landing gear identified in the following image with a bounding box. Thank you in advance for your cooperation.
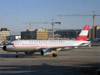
[15,52,19,58]
[6,52,19,58]
[6,52,9,58]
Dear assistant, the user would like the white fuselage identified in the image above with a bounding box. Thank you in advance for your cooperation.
[4,40,91,52]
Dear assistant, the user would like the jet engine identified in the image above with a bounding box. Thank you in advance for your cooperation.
[41,49,57,57]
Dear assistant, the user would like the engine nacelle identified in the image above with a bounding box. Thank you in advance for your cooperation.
[41,49,52,56]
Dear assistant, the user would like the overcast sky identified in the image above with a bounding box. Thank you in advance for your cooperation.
[0,0,100,35]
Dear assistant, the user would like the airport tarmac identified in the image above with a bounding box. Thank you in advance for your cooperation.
[0,46,100,75]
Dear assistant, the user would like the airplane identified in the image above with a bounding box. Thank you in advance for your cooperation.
[2,25,91,58]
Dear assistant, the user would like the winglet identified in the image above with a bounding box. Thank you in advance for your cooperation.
[75,25,90,41]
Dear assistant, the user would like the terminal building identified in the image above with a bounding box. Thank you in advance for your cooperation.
[21,28,82,40]
[95,25,100,38]
[54,29,81,39]
[21,28,47,40]
[90,25,100,39]
[0,28,10,43]
[6,35,21,41]
[47,29,81,40]
[21,26,100,40]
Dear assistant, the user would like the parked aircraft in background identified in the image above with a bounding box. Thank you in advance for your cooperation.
[3,25,91,58]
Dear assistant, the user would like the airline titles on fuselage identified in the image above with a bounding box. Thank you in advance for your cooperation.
[30,41,65,44]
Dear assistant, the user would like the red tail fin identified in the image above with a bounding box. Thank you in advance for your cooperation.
[75,25,90,41]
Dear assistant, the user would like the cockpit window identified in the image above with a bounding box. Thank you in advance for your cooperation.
[7,43,14,45]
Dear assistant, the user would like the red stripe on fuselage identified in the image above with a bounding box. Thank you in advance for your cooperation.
[12,45,78,48]
[13,46,16,48]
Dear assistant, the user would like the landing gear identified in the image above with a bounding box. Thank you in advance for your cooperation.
[89,44,91,48]
[15,55,19,58]
[52,53,57,57]
[15,52,19,58]
[6,52,9,58]
[41,50,44,56]
[6,52,19,58]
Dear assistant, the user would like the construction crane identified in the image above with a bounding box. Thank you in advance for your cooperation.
[57,11,100,39]
[36,26,45,29]
[23,20,61,40]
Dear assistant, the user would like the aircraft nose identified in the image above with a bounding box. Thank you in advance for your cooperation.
[2,46,7,51]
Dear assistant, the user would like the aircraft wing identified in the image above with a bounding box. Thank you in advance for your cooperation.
[39,46,74,56]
